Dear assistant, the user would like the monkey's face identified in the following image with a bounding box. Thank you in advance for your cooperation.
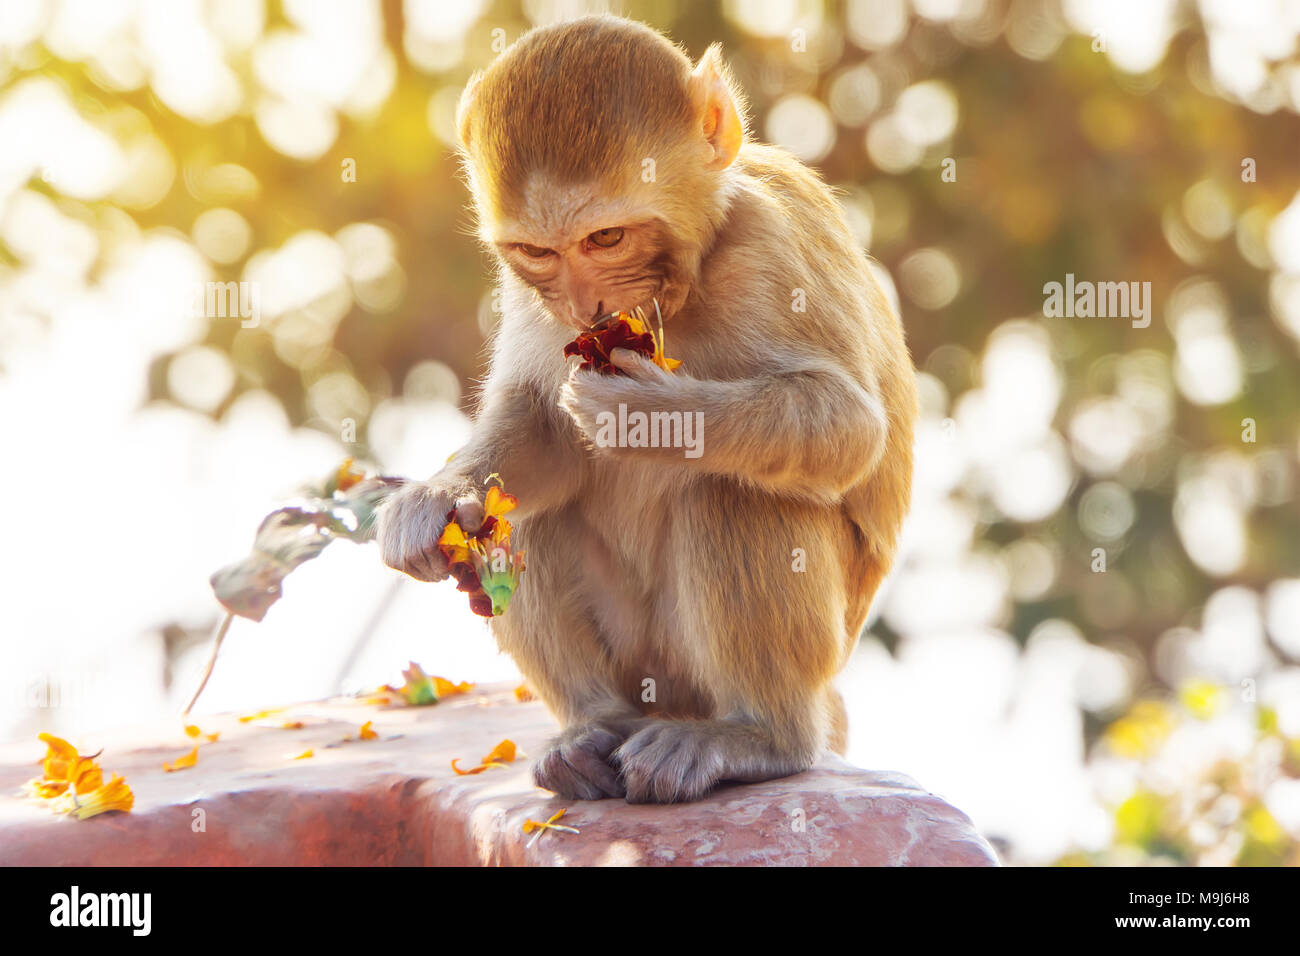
[494,186,680,331]
[459,19,745,331]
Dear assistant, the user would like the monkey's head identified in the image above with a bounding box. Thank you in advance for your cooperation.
[456,16,746,331]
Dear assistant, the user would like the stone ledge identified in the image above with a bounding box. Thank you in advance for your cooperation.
[0,684,998,866]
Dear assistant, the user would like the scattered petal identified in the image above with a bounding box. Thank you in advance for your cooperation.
[523,808,580,847]
[432,676,475,697]
[452,738,518,775]
[163,746,199,773]
[484,739,517,764]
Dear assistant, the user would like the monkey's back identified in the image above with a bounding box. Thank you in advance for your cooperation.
[714,143,918,642]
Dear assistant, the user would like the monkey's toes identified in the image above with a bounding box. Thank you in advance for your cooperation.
[615,723,725,804]
[532,724,626,800]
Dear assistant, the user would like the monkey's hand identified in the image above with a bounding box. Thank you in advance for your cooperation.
[376,481,485,582]
[558,348,678,452]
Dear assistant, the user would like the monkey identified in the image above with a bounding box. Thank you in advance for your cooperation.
[377,15,917,804]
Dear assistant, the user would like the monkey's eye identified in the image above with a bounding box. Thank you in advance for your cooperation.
[587,227,625,249]
[517,243,553,259]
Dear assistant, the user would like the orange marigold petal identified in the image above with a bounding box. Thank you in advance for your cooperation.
[38,733,81,782]
[71,774,133,819]
[335,457,365,491]
[163,746,199,773]
[26,778,69,799]
[72,758,103,795]
[432,677,474,697]
[484,739,517,765]
[38,732,78,762]
[484,485,518,520]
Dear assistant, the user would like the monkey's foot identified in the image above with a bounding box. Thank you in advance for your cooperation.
[614,721,735,804]
[532,721,632,800]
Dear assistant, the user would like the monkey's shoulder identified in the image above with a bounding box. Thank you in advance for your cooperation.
[732,144,847,228]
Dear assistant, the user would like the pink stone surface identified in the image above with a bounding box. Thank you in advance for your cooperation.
[0,684,998,866]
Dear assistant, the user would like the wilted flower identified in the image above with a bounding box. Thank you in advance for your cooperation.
[27,734,103,798]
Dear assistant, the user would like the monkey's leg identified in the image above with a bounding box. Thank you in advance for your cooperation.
[615,486,848,803]
[825,686,849,756]
[491,508,649,800]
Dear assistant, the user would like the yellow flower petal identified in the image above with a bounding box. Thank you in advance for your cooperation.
[72,758,103,795]
[452,738,518,775]
[25,778,69,799]
[437,520,471,564]
[163,746,199,773]
[484,484,518,521]
[432,676,474,697]
[38,732,80,782]
[522,807,580,846]
[71,774,133,820]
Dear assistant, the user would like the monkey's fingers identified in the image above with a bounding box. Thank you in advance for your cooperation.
[402,538,447,582]
[453,495,485,534]
[607,348,659,381]
[534,725,627,800]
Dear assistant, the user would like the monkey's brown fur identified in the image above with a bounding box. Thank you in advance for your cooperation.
[378,16,917,803]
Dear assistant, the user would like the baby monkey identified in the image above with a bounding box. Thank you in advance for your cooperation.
[379,16,917,803]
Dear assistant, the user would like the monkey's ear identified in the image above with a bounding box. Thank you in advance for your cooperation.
[456,70,484,149]
[689,44,743,170]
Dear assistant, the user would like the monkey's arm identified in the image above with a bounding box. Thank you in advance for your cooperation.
[437,383,585,519]
[559,350,887,504]
[379,381,583,581]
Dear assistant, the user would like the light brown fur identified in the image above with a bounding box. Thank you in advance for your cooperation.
[378,16,917,803]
